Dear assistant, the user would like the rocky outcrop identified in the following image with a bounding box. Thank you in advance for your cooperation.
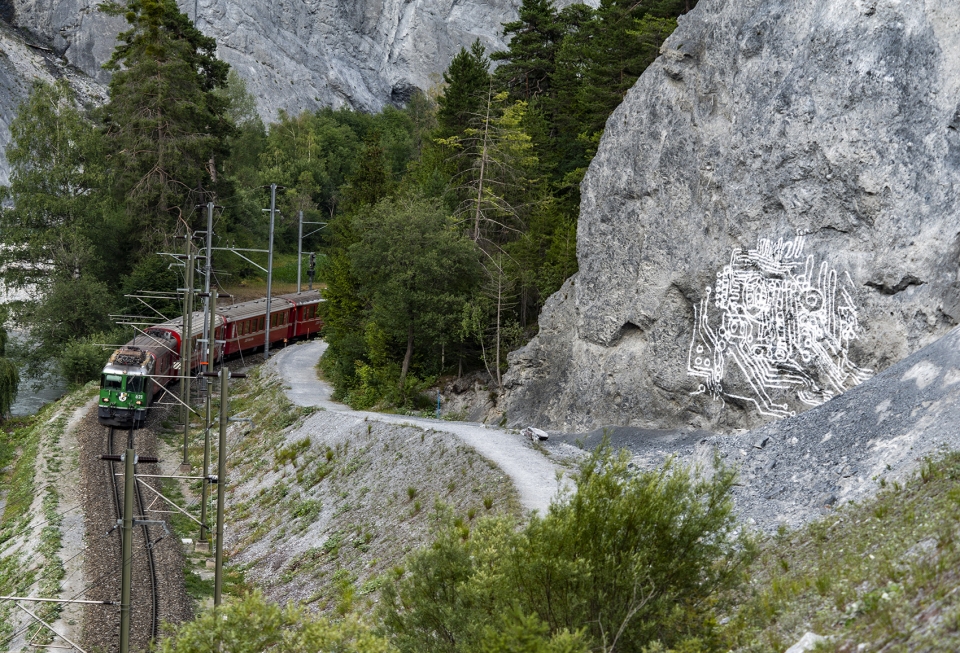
[503,0,960,433]
[7,0,593,119]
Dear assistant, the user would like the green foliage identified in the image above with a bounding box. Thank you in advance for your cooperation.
[99,0,233,241]
[322,191,479,405]
[58,331,121,387]
[11,276,117,383]
[1,0,692,402]
[0,80,107,290]
[379,443,753,653]
[0,318,18,418]
[155,590,394,653]
[437,41,491,138]
[491,0,565,101]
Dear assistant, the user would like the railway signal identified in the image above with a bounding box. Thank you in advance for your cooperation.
[296,210,326,294]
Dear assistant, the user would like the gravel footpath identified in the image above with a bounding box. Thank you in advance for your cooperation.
[267,328,960,536]
[266,341,566,514]
[77,404,192,651]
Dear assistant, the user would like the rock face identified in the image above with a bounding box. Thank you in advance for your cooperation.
[502,0,960,433]
[617,323,960,533]
[7,0,592,119]
[0,20,107,187]
[0,0,592,182]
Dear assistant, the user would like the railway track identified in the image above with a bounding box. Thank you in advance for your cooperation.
[105,427,159,641]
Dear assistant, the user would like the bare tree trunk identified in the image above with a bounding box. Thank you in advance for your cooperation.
[495,266,502,389]
[473,85,493,242]
[399,319,414,390]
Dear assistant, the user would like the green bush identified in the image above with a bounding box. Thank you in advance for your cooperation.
[58,330,124,386]
[379,443,755,653]
[156,590,392,653]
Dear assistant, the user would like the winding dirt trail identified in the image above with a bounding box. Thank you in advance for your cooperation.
[266,340,565,514]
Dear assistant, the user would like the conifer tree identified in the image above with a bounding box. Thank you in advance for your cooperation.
[437,40,491,138]
[99,0,233,247]
[491,0,564,101]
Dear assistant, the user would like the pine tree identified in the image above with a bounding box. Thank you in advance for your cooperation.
[99,0,233,247]
[436,40,491,138]
[491,0,564,101]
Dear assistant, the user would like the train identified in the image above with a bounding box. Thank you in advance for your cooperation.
[98,290,324,429]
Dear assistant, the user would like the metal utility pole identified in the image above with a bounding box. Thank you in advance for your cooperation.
[296,210,303,294]
[119,449,135,653]
[214,366,230,606]
[201,202,214,374]
[199,287,217,546]
[264,184,276,359]
[180,248,196,472]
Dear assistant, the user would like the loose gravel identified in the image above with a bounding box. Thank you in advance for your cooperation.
[77,402,192,651]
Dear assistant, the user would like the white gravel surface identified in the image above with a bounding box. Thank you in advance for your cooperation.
[266,341,566,514]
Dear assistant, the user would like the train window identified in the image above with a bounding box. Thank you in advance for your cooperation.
[102,374,123,389]
[258,317,265,331]
[128,376,145,392]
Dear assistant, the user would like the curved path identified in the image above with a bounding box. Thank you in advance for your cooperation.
[266,340,564,514]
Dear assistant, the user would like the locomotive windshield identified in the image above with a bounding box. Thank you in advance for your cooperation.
[102,374,123,390]
[127,376,145,392]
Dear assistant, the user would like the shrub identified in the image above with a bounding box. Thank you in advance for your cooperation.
[155,590,392,652]
[379,443,754,653]
[58,333,113,386]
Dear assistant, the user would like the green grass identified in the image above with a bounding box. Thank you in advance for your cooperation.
[722,451,960,652]
[0,385,95,644]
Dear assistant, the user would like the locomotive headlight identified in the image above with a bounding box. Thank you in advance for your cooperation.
[135,400,142,405]
[102,397,109,402]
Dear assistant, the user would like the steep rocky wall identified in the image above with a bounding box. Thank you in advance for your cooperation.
[502,0,960,434]
[0,20,106,187]
[8,0,593,119]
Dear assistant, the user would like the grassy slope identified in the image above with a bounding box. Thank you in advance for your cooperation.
[192,366,521,614]
[723,453,960,652]
[0,384,96,645]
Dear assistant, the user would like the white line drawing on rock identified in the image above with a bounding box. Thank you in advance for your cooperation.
[688,235,871,418]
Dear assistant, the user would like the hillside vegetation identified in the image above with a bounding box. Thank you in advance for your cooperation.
[160,413,960,653]
[0,0,696,406]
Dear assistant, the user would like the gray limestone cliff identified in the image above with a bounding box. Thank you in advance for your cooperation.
[6,0,592,119]
[0,0,591,183]
[0,19,106,187]
[502,0,960,434]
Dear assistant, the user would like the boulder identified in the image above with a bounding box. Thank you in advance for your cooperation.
[503,0,960,433]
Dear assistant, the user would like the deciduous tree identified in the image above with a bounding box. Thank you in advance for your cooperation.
[350,192,480,390]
